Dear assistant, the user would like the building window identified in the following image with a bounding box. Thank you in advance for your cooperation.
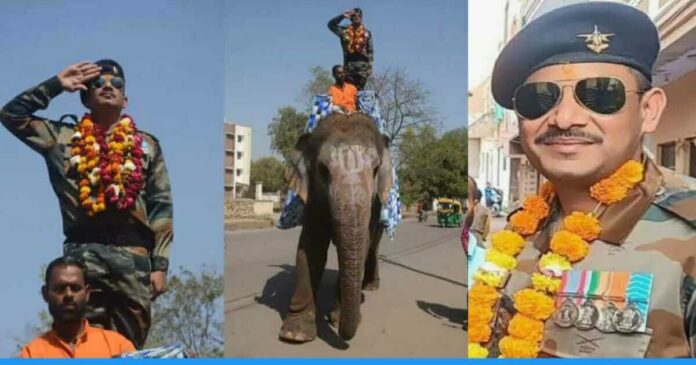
[236,169,243,177]
[660,142,676,171]
[689,140,696,178]
[237,151,243,159]
[237,135,243,143]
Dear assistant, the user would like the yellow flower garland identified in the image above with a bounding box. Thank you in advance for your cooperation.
[467,160,644,358]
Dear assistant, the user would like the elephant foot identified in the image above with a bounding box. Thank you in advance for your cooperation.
[327,293,365,328]
[362,278,380,291]
[279,310,316,343]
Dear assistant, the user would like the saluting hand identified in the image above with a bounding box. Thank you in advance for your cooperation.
[151,271,168,300]
[57,62,102,92]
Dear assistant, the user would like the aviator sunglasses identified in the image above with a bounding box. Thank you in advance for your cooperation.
[512,77,647,120]
[89,76,125,90]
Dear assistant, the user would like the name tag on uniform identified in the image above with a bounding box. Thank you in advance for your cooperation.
[553,270,653,334]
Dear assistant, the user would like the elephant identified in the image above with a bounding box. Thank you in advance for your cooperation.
[278,113,393,343]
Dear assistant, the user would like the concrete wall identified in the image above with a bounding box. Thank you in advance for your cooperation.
[649,69,696,176]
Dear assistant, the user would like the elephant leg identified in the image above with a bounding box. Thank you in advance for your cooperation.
[279,220,330,343]
[363,199,383,291]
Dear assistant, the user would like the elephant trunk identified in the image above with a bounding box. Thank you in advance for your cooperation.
[336,224,367,340]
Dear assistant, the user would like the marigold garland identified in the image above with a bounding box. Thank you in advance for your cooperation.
[590,160,644,204]
[549,230,590,262]
[499,337,541,359]
[468,343,489,358]
[513,289,555,320]
[70,114,144,216]
[469,323,492,343]
[563,211,601,241]
[491,230,526,256]
[508,314,545,343]
[473,271,505,288]
[469,160,644,358]
[530,272,561,294]
[509,210,539,236]
[344,24,367,54]
[485,249,518,271]
[538,253,572,277]
[523,196,551,220]
[469,283,501,308]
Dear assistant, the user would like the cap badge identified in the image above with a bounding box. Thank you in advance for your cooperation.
[577,25,614,54]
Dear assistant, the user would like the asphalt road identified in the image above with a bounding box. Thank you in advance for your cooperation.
[224,218,467,357]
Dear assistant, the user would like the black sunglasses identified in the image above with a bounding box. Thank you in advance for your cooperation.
[512,77,646,120]
[89,76,125,90]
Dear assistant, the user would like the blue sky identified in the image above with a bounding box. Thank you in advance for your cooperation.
[0,0,223,356]
[225,0,468,160]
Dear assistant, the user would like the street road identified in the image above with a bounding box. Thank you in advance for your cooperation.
[224,218,467,357]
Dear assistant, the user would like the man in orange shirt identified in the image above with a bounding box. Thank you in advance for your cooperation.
[20,257,135,358]
[328,65,357,113]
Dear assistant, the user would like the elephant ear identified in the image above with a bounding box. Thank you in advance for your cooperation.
[284,134,310,203]
[377,136,394,205]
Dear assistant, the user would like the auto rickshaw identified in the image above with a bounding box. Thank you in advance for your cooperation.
[436,198,463,228]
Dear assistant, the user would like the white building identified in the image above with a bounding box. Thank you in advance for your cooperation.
[224,123,252,200]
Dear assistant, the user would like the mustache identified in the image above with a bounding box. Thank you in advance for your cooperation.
[534,128,603,145]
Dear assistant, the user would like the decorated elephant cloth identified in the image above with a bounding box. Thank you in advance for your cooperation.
[305,94,332,132]
[117,344,189,358]
[278,93,401,238]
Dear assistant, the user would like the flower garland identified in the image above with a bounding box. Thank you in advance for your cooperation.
[344,24,367,54]
[70,114,144,216]
[467,160,644,358]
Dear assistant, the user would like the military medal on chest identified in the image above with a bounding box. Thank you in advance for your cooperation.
[553,270,653,333]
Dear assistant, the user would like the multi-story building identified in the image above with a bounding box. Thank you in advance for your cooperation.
[224,123,251,200]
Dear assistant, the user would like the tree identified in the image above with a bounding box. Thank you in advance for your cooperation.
[398,126,467,206]
[14,266,224,358]
[300,66,334,108]
[367,68,437,144]
[250,157,285,193]
[146,267,224,358]
[267,106,308,158]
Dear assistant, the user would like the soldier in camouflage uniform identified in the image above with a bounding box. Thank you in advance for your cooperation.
[0,60,173,349]
[482,2,696,358]
[328,8,374,90]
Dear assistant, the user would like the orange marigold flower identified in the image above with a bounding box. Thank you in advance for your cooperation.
[469,283,501,308]
[499,336,541,358]
[523,195,550,220]
[491,230,526,256]
[590,176,629,205]
[616,160,644,185]
[550,230,590,262]
[468,322,492,343]
[508,314,545,343]
[563,211,601,241]
[513,289,555,320]
[538,181,555,200]
[510,210,539,236]
[469,305,494,326]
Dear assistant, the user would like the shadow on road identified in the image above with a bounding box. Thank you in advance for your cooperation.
[416,300,466,329]
[254,264,349,350]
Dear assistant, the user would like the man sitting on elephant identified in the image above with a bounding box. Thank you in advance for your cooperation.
[279,113,393,343]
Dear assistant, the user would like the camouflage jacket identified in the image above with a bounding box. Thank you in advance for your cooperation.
[328,14,374,67]
[0,77,173,272]
[491,158,696,358]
